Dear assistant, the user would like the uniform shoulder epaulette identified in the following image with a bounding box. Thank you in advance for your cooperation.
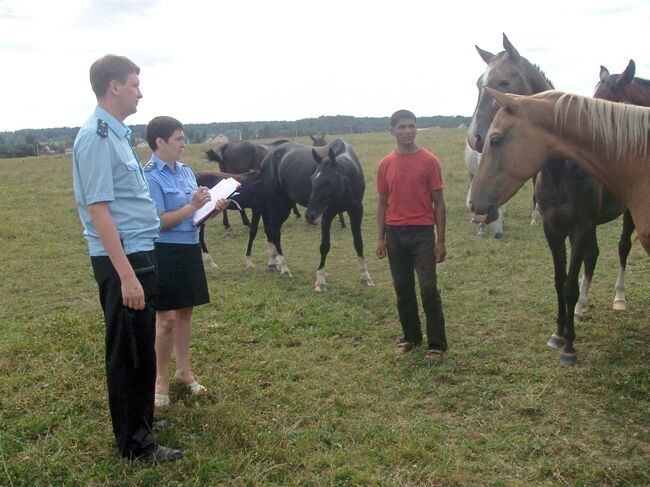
[143,160,156,172]
[96,119,108,137]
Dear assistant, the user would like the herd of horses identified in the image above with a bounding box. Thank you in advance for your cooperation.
[191,33,648,366]
[466,34,649,366]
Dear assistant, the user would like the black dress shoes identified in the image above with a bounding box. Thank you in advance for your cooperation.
[140,445,185,463]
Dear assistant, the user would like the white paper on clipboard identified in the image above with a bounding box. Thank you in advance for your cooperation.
[192,177,241,226]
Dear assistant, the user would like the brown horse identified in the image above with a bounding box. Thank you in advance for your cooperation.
[469,89,650,258]
[592,59,650,316]
[594,60,650,106]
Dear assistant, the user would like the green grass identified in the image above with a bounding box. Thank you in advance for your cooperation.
[1,129,648,486]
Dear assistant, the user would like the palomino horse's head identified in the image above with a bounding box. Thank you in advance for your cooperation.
[468,88,552,224]
[468,33,553,153]
[305,146,346,225]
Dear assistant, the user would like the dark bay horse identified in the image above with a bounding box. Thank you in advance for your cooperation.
[594,59,650,106]
[466,34,630,367]
[592,59,650,312]
[469,89,650,366]
[260,138,373,291]
[195,170,269,269]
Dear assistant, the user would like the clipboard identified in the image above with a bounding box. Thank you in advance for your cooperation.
[192,177,241,226]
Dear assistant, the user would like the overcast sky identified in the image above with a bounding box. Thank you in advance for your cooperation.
[1,0,648,132]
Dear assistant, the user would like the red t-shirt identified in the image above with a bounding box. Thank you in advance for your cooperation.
[376,148,443,226]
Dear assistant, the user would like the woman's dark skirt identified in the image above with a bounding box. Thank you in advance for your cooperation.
[153,243,209,311]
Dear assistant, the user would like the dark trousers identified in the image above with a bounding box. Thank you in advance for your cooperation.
[385,225,447,351]
[91,251,158,458]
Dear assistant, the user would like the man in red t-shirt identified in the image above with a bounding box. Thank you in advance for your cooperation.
[376,109,447,360]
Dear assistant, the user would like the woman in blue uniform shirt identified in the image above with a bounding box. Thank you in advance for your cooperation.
[144,116,228,409]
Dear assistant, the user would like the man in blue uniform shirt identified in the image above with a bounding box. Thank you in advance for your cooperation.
[72,54,184,462]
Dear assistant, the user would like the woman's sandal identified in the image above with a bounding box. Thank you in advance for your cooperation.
[187,381,207,396]
[154,393,170,409]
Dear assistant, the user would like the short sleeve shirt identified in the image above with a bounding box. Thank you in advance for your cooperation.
[144,155,199,244]
[72,106,160,256]
[376,148,443,226]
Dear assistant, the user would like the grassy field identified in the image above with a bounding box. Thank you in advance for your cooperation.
[0,129,648,486]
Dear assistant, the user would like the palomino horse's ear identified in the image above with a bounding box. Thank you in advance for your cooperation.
[475,45,495,64]
[620,59,636,84]
[312,148,323,164]
[599,66,610,82]
[485,87,517,112]
[502,33,520,61]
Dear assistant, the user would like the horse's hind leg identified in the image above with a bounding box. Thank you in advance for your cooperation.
[199,224,217,269]
[244,209,262,268]
[574,236,600,321]
[544,224,567,351]
[338,212,346,229]
[559,228,595,366]
[268,201,294,277]
[613,210,635,311]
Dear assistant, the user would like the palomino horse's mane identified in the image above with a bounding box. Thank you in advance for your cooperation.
[553,92,650,162]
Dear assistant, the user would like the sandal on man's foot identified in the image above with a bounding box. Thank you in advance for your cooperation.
[395,340,415,354]
[154,394,170,409]
[425,349,445,361]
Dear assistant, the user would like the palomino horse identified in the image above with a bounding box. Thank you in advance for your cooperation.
[469,88,650,364]
[467,35,630,367]
[260,138,373,292]
[594,60,650,106]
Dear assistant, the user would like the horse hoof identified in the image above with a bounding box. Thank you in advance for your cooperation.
[546,334,565,350]
[560,352,577,367]
[494,232,503,239]
[315,283,327,292]
[574,313,582,322]
[613,300,626,311]
[267,265,278,272]
[280,272,292,279]
[360,279,375,287]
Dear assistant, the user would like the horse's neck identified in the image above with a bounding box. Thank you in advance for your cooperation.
[626,82,650,107]
[524,61,553,94]
[530,97,629,197]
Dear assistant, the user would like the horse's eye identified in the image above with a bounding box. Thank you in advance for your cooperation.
[489,133,503,146]
[498,80,509,89]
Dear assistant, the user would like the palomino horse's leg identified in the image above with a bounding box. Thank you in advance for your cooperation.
[544,224,568,352]
[574,237,599,320]
[613,211,635,311]
[199,223,218,269]
[348,206,374,287]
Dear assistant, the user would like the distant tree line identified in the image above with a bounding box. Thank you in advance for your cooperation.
[0,114,470,159]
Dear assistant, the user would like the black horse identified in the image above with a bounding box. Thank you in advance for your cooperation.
[195,170,269,269]
[467,34,632,366]
[260,138,373,291]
